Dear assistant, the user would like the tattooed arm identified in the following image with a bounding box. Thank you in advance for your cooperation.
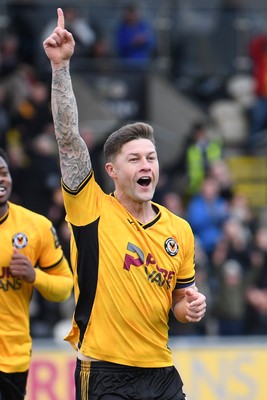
[43,7,91,190]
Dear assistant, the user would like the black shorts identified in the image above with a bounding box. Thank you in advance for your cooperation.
[75,359,187,400]
[0,370,28,400]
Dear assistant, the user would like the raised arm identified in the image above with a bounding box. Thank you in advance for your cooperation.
[43,8,91,190]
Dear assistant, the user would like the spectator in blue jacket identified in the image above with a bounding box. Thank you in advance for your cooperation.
[115,4,156,65]
[186,176,229,259]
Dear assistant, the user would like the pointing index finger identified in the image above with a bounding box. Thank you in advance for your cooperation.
[57,7,65,29]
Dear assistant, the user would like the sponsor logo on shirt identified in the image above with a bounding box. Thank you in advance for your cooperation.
[0,266,22,290]
[123,242,176,289]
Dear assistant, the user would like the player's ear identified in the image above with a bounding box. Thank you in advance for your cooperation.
[105,162,116,178]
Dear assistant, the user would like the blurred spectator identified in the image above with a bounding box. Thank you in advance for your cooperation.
[0,33,20,79]
[210,216,252,335]
[208,159,234,201]
[210,216,249,279]
[212,259,247,335]
[161,191,185,218]
[186,176,229,259]
[245,226,267,334]
[0,85,10,147]
[257,206,267,228]
[114,4,156,66]
[24,129,60,215]
[185,122,223,197]
[228,193,256,232]
[6,3,40,65]
[6,127,61,216]
[248,30,267,142]
[5,141,30,205]
[10,79,52,149]
[1,63,38,121]
[169,122,223,199]
[220,217,251,271]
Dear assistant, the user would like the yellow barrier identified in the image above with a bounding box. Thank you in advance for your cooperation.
[226,156,267,209]
[26,339,267,400]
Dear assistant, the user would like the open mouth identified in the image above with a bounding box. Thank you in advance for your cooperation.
[137,177,151,187]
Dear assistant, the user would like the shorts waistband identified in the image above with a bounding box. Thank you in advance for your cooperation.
[76,358,173,373]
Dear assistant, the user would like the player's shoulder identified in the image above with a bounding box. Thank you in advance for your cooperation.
[9,202,51,226]
[154,201,192,230]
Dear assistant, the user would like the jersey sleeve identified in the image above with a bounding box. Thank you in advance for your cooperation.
[175,219,196,289]
[62,170,105,226]
[33,214,73,302]
[34,257,73,302]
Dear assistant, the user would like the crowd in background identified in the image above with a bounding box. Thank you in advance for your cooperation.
[1,1,267,339]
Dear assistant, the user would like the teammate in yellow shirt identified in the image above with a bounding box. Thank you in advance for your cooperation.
[43,8,206,400]
[0,147,73,400]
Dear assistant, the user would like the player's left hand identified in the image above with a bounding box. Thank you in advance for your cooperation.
[185,288,206,322]
[10,248,36,283]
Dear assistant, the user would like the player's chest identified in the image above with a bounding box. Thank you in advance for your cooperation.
[0,220,38,266]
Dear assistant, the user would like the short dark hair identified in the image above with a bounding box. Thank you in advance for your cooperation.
[104,122,155,162]
[0,147,9,166]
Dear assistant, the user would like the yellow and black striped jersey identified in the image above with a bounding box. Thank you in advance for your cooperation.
[63,171,195,368]
[0,202,73,373]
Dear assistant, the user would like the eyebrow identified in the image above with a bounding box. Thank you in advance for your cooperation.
[127,150,157,156]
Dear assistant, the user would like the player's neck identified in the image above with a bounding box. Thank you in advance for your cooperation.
[124,200,156,224]
[0,202,8,220]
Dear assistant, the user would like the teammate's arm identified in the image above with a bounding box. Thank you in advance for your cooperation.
[172,285,206,323]
[43,7,91,190]
[34,258,73,302]
[9,248,73,302]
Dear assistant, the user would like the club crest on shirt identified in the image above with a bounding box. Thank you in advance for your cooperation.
[164,237,178,256]
[12,232,28,249]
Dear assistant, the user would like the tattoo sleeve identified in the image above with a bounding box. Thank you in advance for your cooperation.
[51,67,92,190]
